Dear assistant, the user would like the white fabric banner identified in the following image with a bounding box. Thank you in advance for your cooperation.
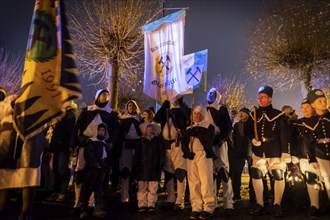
[142,10,192,102]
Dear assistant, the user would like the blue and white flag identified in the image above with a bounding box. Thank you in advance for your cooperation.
[182,49,208,92]
[142,10,192,102]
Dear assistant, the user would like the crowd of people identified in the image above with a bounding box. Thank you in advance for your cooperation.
[0,85,329,220]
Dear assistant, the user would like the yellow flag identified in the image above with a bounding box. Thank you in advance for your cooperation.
[13,0,82,140]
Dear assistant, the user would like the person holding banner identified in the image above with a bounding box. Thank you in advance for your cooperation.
[154,97,190,211]
[246,86,290,217]
[204,88,235,215]
[0,89,47,220]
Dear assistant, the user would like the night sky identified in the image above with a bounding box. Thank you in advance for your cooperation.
[0,0,303,114]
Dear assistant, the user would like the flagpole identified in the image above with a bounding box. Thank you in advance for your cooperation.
[189,90,194,152]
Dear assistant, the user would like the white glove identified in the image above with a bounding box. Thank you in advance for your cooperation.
[252,138,262,147]
[281,153,291,163]
[291,156,299,164]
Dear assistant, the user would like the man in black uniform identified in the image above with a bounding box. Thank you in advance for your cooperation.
[296,98,322,216]
[247,86,290,217]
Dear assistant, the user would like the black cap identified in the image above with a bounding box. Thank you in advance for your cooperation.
[239,107,250,115]
[307,89,326,103]
[258,85,273,98]
[301,98,310,105]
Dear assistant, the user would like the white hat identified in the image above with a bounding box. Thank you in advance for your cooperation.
[194,105,207,119]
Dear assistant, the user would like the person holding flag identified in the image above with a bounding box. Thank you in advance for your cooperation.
[0,89,47,220]
[204,88,235,216]
[154,97,190,211]
[1,0,82,218]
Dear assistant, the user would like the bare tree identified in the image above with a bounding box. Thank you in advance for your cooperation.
[0,48,23,95]
[69,0,160,109]
[246,0,330,96]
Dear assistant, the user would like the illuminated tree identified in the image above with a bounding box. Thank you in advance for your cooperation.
[0,48,23,95]
[246,0,330,96]
[69,0,160,109]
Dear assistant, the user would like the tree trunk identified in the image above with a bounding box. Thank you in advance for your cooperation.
[301,65,313,97]
[110,60,120,110]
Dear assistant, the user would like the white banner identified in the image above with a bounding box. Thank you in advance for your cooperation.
[142,10,192,102]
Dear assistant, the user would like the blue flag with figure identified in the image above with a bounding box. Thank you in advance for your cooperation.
[182,49,208,92]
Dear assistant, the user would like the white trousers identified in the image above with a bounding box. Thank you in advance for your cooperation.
[299,159,322,208]
[251,153,286,206]
[137,181,158,208]
[163,143,187,205]
[316,157,330,200]
[187,151,215,213]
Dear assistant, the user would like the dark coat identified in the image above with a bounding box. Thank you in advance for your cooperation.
[207,105,232,146]
[304,110,330,160]
[119,116,142,148]
[84,139,110,169]
[246,105,289,158]
[48,109,77,152]
[296,117,318,161]
[133,136,164,181]
[232,120,250,159]
[71,107,119,148]
[182,124,216,160]
[154,100,190,149]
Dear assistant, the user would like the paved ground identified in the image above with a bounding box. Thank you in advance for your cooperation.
[4,174,330,220]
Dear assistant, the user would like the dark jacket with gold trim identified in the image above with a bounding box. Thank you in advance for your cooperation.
[246,105,289,158]
[304,110,330,160]
[296,117,318,161]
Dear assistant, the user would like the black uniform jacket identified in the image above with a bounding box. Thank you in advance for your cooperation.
[296,117,318,161]
[303,110,330,160]
[246,105,289,158]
